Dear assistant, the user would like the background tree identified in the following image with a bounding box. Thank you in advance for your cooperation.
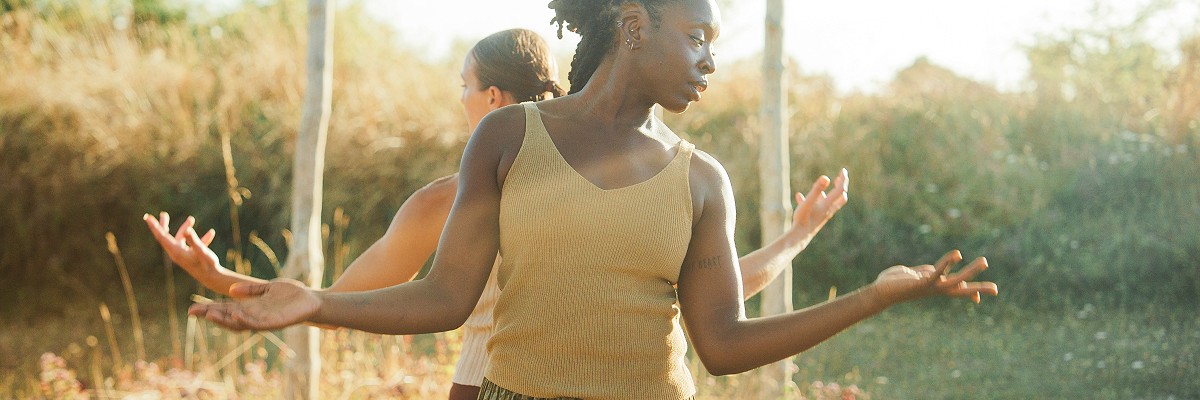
[757,0,795,393]
[280,0,334,398]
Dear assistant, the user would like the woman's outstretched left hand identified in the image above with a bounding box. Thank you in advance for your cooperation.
[188,279,321,331]
[870,250,998,306]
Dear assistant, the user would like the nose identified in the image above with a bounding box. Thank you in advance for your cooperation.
[700,49,717,75]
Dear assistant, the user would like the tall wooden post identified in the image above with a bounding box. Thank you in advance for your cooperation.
[758,0,794,392]
[280,0,333,398]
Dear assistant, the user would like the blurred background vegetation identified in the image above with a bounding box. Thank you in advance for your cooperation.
[0,0,1196,398]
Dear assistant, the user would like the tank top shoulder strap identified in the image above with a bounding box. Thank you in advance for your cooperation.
[521,102,547,140]
[677,139,695,162]
[673,139,696,177]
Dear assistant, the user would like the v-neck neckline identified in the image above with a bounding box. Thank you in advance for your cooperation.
[529,103,684,192]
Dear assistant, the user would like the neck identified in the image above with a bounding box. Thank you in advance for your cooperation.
[569,54,657,132]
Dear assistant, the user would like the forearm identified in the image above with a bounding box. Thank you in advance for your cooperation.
[328,178,452,293]
[700,285,887,375]
[738,229,810,299]
[200,266,268,296]
[325,238,429,292]
[311,278,474,335]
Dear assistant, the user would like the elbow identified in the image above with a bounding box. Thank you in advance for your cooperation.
[697,353,754,376]
[439,294,477,331]
[693,340,755,376]
[703,362,738,377]
[446,306,473,331]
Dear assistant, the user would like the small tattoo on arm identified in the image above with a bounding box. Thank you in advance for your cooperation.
[696,256,723,270]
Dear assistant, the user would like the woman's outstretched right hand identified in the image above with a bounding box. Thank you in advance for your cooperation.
[188,279,320,331]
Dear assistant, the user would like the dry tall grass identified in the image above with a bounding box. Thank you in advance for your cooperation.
[0,0,467,311]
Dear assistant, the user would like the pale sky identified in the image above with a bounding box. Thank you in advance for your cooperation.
[362,0,1198,93]
[201,0,1198,93]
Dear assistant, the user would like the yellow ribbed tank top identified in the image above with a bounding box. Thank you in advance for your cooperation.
[484,103,696,399]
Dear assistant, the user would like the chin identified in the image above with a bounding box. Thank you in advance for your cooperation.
[660,100,692,114]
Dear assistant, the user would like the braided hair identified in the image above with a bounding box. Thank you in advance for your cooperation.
[471,28,567,102]
[548,0,677,94]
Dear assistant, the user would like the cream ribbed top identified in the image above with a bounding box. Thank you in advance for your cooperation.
[484,103,696,399]
[451,256,501,386]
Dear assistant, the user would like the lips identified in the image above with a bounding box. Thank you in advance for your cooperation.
[688,80,708,101]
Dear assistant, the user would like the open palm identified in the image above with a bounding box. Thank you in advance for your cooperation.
[872,250,998,305]
[188,279,320,331]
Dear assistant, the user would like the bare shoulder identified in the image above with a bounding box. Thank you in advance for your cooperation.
[469,103,527,152]
[468,104,529,186]
[687,148,734,224]
[407,173,459,213]
[689,148,733,197]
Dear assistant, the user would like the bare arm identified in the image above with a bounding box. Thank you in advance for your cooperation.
[188,106,527,335]
[145,175,457,296]
[737,169,849,299]
[325,174,456,292]
[677,153,997,376]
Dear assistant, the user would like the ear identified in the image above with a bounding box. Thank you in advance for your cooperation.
[618,3,649,50]
[485,86,515,109]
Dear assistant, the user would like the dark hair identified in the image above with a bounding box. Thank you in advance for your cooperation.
[548,0,676,94]
[470,28,566,103]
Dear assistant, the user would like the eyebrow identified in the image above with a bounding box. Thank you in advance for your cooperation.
[692,20,721,38]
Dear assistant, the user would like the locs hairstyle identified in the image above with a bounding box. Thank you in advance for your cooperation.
[548,0,681,94]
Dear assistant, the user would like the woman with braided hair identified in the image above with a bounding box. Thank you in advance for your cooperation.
[151,24,849,400]
[187,1,998,398]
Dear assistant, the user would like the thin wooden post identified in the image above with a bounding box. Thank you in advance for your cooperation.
[758,0,794,392]
[280,0,333,398]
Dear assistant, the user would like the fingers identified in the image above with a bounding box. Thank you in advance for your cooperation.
[829,168,847,194]
[932,250,963,279]
[930,255,997,302]
[188,303,246,331]
[836,168,849,194]
[229,282,269,298]
[201,229,216,246]
[159,211,170,230]
[939,257,988,288]
[805,175,831,205]
[175,216,196,242]
[829,168,849,207]
[184,226,212,253]
[941,281,999,302]
[143,213,176,246]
